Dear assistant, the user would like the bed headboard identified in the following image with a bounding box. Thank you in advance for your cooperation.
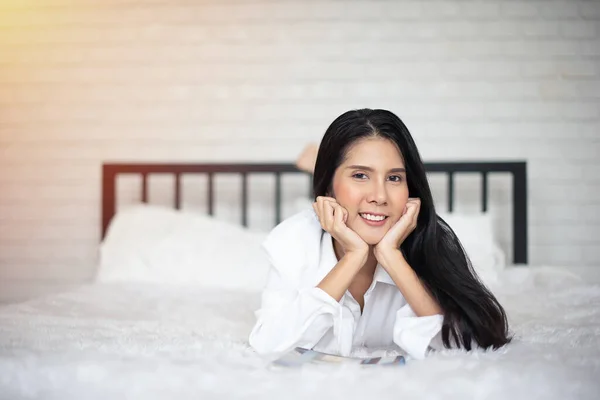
[101,161,527,264]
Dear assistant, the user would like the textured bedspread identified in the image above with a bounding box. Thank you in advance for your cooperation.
[1,266,599,400]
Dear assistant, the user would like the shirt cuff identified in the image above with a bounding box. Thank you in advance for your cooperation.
[393,304,444,360]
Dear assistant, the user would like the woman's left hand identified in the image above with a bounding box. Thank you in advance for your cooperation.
[374,198,421,258]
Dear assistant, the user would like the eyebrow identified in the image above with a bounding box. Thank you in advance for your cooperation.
[346,165,406,173]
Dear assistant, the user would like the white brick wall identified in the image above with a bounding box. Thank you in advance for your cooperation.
[0,0,599,291]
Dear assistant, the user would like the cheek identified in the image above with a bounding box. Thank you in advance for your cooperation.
[391,189,410,220]
[331,182,362,212]
[399,191,409,208]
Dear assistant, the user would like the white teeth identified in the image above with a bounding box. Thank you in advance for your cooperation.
[360,213,386,221]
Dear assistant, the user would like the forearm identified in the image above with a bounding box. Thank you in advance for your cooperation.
[249,288,340,355]
[317,250,367,302]
[377,249,442,316]
[251,252,366,355]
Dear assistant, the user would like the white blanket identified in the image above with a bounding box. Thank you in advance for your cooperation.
[1,266,599,400]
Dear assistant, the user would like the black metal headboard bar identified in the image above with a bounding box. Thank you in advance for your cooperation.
[102,161,527,264]
[101,163,309,242]
[425,161,527,264]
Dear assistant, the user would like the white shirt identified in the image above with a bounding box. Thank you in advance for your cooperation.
[248,209,445,360]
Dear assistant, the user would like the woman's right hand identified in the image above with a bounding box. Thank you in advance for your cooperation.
[313,196,368,256]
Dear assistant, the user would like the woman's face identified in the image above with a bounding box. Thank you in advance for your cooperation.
[331,137,409,245]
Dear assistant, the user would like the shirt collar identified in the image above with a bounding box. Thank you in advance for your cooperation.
[319,232,395,286]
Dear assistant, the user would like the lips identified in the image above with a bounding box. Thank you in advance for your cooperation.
[359,212,387,221]
[359,212,388,226]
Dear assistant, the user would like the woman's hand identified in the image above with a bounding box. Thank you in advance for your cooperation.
[313,196,368,256]
[374,198,421,260]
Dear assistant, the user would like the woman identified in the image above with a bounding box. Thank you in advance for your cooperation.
[249,108,511,360]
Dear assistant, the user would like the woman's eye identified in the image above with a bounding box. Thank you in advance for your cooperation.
[388,175,403,182]
[352,173,367,179]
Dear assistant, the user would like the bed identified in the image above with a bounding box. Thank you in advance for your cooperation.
[0,161,599,400]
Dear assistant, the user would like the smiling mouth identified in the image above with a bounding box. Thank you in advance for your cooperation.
[359,213,388,222]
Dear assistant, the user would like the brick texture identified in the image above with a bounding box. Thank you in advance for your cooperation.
[0,0,599,286]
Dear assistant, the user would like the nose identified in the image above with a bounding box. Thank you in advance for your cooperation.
[366,181,387,206]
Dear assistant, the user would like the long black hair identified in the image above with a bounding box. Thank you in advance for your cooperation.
[313,108,511,351]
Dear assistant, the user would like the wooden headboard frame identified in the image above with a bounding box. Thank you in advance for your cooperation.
[101,161,528,264]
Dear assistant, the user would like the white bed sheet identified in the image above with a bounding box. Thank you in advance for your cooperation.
[1,265,599,400]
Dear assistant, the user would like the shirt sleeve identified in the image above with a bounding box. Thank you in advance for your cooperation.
[392,303,444,360]
[248,264,346,357]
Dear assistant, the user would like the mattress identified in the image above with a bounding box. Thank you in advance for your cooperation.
[1,266,599,400]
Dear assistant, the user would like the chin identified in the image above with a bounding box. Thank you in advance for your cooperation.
[363,237,382,246]
[356,230,386,246]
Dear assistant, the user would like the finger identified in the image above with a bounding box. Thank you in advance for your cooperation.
[406,199,420,227]
[317,196,337,207]
[406,199,419,213]
[320,196,337,203]
[317,197,327,227]
[402,200,415,218]
[317,196,328,214]
[312,202,321,224]
[319,196,334,212]
[319,198,329,230]
[321,198,339,219]
[330,202,348,224]
[406,197,418,207]
[317,196,337,208]
[405,203,418,221]
[314,197,321,214]
[410,198,421,212]
[404,198,418,215]
[389,214,410,244]
[333,203,345,228]
[414,198,421,220]
[322,200,335,230]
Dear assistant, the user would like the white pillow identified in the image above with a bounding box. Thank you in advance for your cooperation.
[291,196,314,214]
[438,212,506,285]
[97,205,269,291]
